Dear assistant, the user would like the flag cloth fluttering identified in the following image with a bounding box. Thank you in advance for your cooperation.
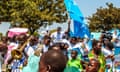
[64,0,90,38]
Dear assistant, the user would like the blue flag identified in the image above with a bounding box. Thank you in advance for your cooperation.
[64,0,83,22]
[73,20,84,38]
[73,20,91,38]
[64,0,90,38]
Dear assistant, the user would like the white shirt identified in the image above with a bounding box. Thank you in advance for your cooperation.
[114,41,120,47]
[68,42,85,56]
[26,46,34,56]
[102,48,113,69]
[24,44,35,56]
[51,31,64,42]
[112,33,117,39]
[102,48,113,56]
[61,39,70,45]
[42,45,49,53]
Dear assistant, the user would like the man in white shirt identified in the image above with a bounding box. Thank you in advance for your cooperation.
[102,42,114,72]
[51,27,65,43]
[42,36,51,53]
[24,36,38,57]
[67,37,85,59]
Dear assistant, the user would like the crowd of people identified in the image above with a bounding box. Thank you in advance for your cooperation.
[0,24,120,72]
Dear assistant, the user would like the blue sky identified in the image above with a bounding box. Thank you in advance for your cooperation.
[75,0,120,17]
[1,0,120,35]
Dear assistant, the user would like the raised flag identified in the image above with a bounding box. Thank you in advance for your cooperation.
[64,0,90,38]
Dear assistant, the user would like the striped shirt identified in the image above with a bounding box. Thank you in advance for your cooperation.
[11,56,25,72]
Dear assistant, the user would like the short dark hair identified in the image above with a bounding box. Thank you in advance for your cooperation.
[43,35,51,40]
[71,50,78,55]
[48,43,67,50]
[40,50,67,72]
[48,43,61,50]
[0,43,8,52]
[57,27,61,30]
[106,42,114,51]
[92,39,100,48]
[71,37,77,40]
[90,59,100,70]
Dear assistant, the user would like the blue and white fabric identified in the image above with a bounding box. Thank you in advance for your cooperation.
[11,56,25,72]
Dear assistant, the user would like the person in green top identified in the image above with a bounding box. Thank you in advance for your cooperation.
[22,48,41,72]
[88,39,106,72]
[64,66,80,72]
[67,50,83,71]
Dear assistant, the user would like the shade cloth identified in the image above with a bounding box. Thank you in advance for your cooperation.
[8,28,28,38]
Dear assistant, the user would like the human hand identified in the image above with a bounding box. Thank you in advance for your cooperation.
[68,19,71,25]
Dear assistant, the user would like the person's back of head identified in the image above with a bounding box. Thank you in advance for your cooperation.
[57,27,62,31]
[39,50,67,72]
[92,39,99,48]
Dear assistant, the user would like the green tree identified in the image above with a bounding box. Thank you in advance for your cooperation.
[87,3,120,32]
[0,0,68,34]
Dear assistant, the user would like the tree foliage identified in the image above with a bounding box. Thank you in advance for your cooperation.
[87,3,120,32]
[0,0,68,34]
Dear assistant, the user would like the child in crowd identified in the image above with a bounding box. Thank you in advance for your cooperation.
[67,50,83,71]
